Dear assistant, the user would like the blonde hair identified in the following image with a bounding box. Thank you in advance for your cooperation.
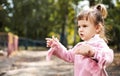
[77,4,108,42]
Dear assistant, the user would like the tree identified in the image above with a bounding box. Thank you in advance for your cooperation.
[0,0,76,45]
[107,0,120,51]
[0,0,11,32]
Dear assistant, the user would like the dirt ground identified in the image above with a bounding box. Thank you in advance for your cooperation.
[0,50,120,76]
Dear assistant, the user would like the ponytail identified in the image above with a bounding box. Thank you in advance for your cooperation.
[95,4,108,19]
[94,4,108,43]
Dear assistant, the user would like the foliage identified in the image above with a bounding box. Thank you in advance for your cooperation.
[0,0,76,41]
[104,0,120,50]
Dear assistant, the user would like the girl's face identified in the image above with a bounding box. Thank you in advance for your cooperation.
[78,20,99,41]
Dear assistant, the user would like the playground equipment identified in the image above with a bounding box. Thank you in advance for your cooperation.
[0,32,18,56]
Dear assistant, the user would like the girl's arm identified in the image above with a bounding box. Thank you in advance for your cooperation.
[93,45,114,67]
[75,42,114,67]
[75,44,95,57]
[88,41,114,68]
[46,36,74,63]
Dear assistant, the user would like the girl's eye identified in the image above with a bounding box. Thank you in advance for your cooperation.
[77,26,81,29]
[83,25,87,27]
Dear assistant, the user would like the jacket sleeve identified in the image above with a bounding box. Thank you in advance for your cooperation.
[46,41,75,63]
[92,42,114,68]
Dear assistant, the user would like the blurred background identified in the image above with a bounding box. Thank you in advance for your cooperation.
[0,0,120,76]
[0,0,120,51]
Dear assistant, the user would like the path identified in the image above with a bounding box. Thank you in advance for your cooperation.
[0,51,73,76]
[0,50,120,76]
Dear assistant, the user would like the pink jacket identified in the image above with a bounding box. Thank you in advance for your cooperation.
[46,35,114,76]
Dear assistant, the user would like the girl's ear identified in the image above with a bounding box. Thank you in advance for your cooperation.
[96,23,102,33]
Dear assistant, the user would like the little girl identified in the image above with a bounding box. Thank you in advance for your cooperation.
[46,4,114,76]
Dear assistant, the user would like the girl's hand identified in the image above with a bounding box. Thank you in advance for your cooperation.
[46,37,53,47]
[75,44,95,57]
[45,36,59,47]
